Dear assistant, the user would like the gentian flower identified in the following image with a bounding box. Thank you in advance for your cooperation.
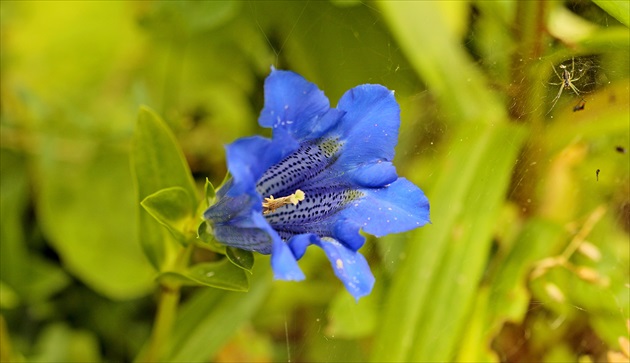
[204,68,430,300]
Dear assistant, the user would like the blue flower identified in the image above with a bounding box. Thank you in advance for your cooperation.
[204,68,430,300]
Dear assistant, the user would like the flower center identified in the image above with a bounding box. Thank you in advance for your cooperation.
[262,189,306,215]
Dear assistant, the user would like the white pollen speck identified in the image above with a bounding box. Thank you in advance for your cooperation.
[388,207,392,210]
[336,259,344,269]
[374,123,378,127]
[206,272,215,277]
[387,220,390,223]
[284,105,289,110]
[354,203,359,207]
[367,217,371,220]
[270,110,275,115]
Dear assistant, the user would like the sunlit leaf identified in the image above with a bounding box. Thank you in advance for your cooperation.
[141,186,195,245]
[131,107,198,270]
[592,0,630,27]
[158,259,249,292]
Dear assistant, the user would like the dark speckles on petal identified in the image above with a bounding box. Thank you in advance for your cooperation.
[256,138,343,197]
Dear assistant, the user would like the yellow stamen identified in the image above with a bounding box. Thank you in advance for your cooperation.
[262,189,305,215]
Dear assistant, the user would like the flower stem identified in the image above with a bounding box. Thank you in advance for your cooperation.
[141,243,192,362]
[144,282,181,362]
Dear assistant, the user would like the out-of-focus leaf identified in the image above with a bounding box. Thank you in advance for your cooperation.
[35,146,153,300]
[378,1,505,123]
[29,323,101,363]
[131,107,198,270]
[373,122,527,362]
[326,282,378,339]
[163,264,271,362]
[141,187,194,245]
[226,247,254,272]
[0,282,19,309]
[488,219,566,323]
[158,259,249,292]
[457,219,566,362]
[592,0,630,27]
[456,287,498,362]
[1,149,71,303]
[140,1,240,37]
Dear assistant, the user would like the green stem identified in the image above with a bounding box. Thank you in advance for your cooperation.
[144,283,181,362]
[141,243,193,362]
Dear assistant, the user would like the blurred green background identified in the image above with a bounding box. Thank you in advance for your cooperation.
[1,1,628,362]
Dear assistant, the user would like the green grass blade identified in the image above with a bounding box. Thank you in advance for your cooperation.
[372,121,526,361]
[163,264,270,361]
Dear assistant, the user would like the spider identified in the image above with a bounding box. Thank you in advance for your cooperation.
[547,58,584,114]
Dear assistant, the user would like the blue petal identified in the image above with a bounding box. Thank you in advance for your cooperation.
[345,161,398,188]
[314,238,375,300]
[332,220,366,251]
[331,84,401,187]
[205,195,275,253]
[287,233,318,260]
[271,233,305,281]
[225,136,298,197]
[340,178,430,237]
[259,69,341,141]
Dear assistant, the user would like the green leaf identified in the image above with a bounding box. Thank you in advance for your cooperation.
[204,178,215,207]
[0,281,20,309]
[158,259,249,292]
[141,187,194,245]
[592,0,630,27]
[226,247,254,272]
[29,323,102,363]
[1,149,71,303]
[34,146,153,300]
[372,122,527,362]
[131,106,198,270]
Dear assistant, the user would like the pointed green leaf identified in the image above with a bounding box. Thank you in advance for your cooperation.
[204,178,215,207]
[131,106,198,270]
[592,0,630,27]
[141,187,194,245]
[158,259,249,292]
[226,247,254,272]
